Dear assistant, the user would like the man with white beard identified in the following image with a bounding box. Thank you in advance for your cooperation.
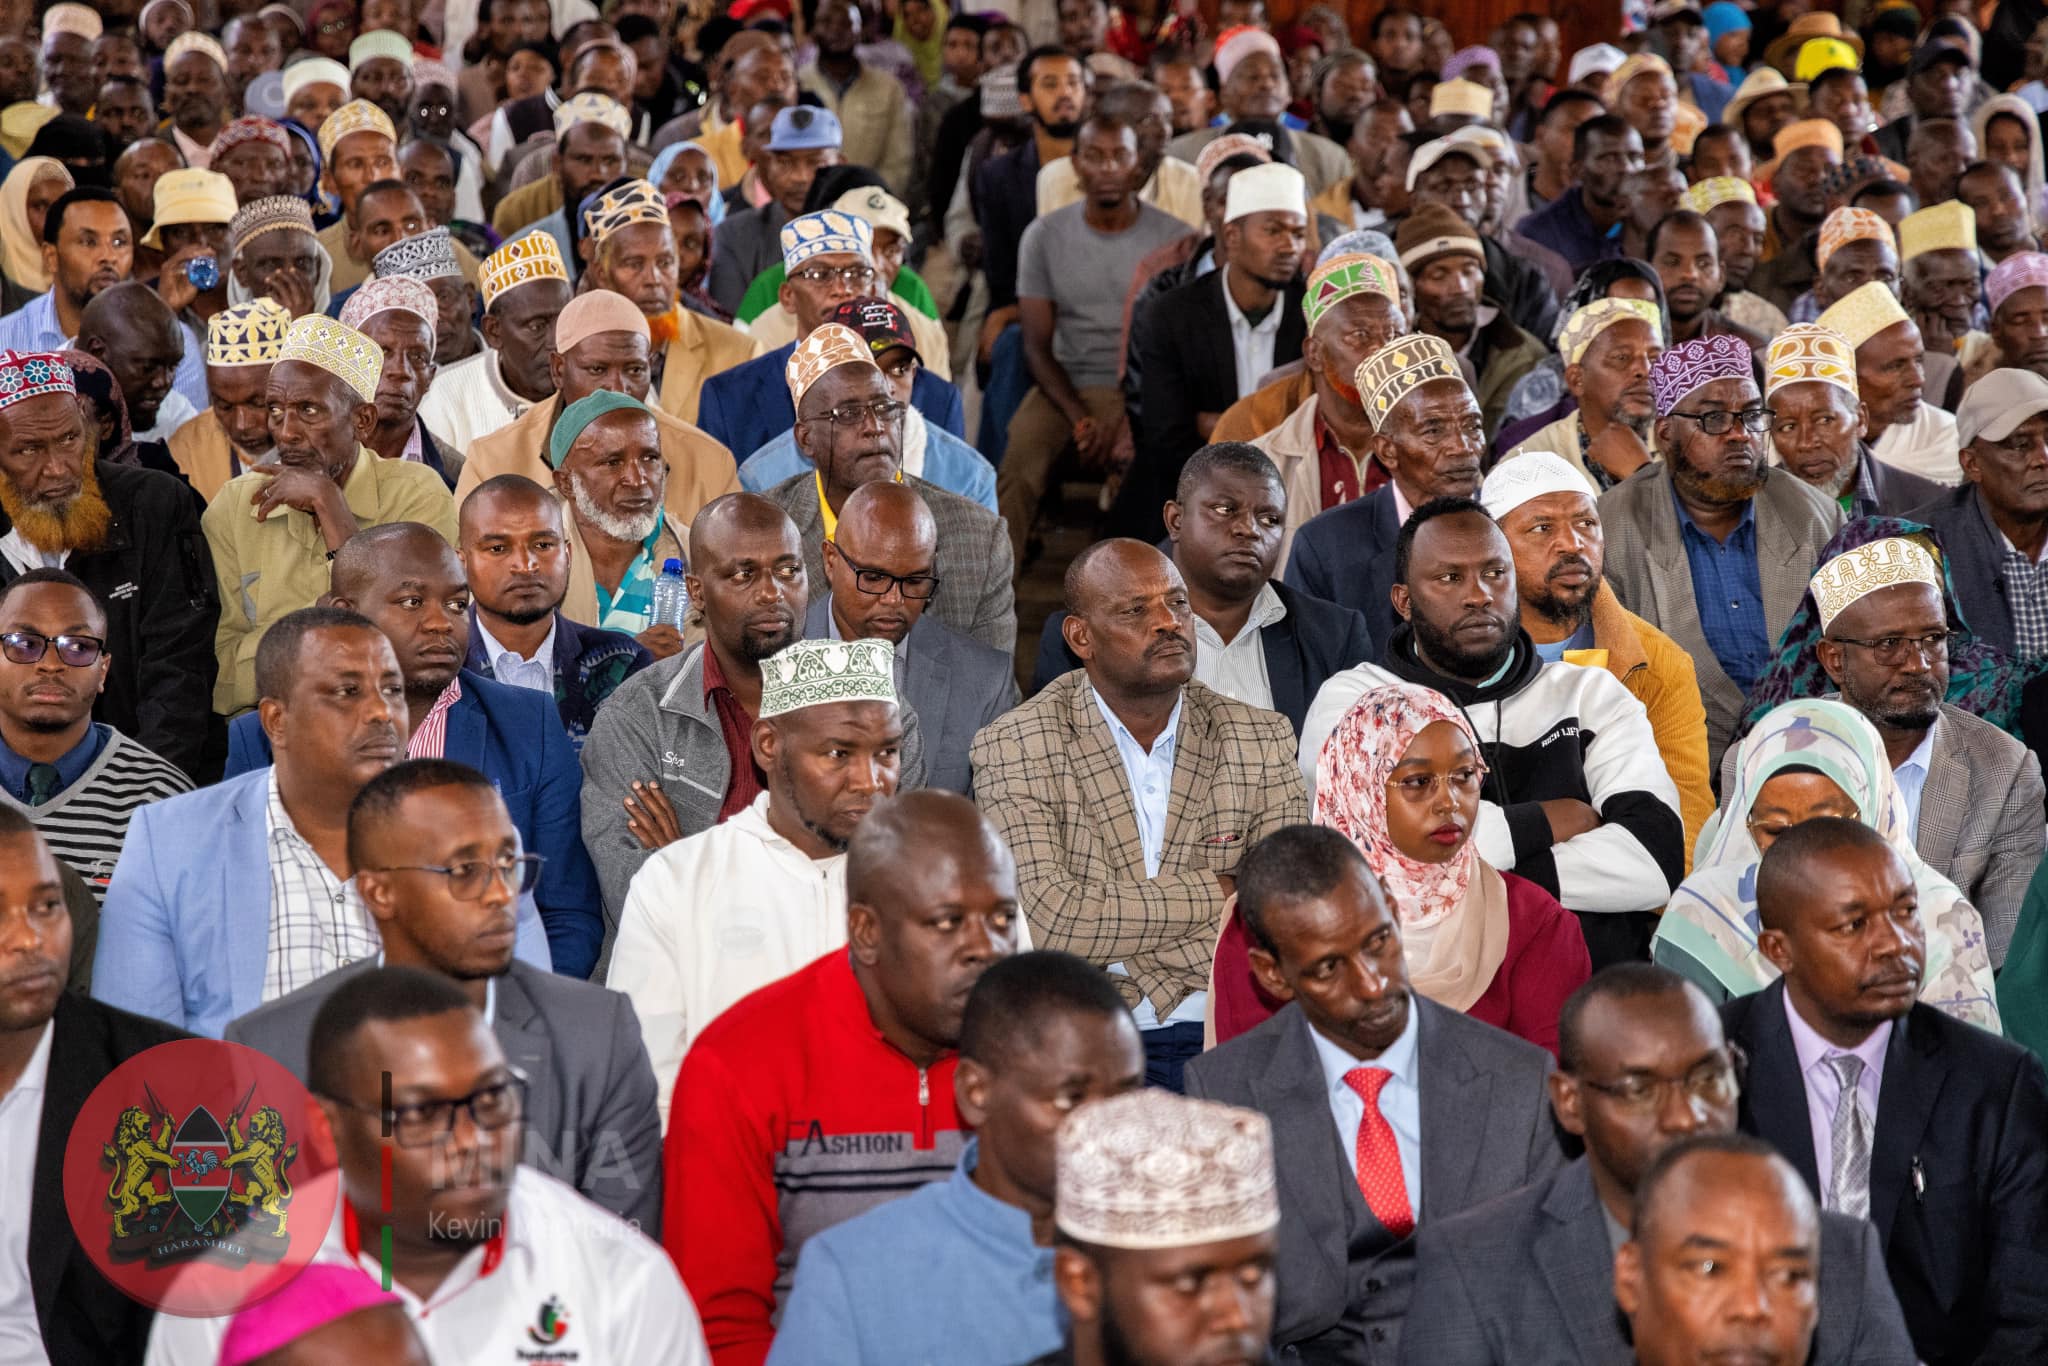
[548,389,689,659]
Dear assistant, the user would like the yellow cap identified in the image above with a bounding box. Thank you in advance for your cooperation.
[141,169,237,251]
[1428,78,1494,121]
[1794,37,1860,82]
[1898,200,1978,261]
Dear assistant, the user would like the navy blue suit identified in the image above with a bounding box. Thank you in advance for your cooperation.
[1283,484,1403,662]
[462,609,652,751]
[224,668,605,978]
[1032,578,1376,736]
[695,339,967,463]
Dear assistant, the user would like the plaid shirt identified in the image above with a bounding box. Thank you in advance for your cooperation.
[593,512,668,635]
[2002,549,2048,658]
[261,769,379,1002]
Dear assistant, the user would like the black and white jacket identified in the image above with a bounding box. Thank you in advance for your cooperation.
[1299,626,1686,916]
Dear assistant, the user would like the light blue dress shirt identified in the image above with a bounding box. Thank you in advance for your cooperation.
[0,291,209,414]
[1310,994,1423,1218]
[1092,686,1205,1029]
[1892,724,1937,846]
[474,615,558,696]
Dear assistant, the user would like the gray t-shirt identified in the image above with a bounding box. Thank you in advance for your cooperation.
[1017,200,1187,391]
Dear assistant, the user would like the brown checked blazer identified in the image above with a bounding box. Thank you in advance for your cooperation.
[1598,461,1840,774]
[969,672,1309,1018]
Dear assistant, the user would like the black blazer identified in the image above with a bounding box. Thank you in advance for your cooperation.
[1723,980,2048,1366]
[30,993,189,1364]
[1283,483,1403,660]
[1908,484,2020,660]
[1030,578,1375,736]
[1123,269,1307,541]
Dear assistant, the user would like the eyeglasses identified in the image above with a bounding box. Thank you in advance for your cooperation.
[1667,406,1775,435]
[0,631,106,667]
[831,542,940,599]
[1386,765,1486,801]
[1824,629,1960,667]
[1578,1052,1741,1112]
[791,264,878,289]
[325,1071,528,1148]
[811,398,907,429]
[364,853,545,900]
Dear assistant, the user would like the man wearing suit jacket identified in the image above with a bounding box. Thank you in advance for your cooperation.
[805,481,1015,794]
[1185,824,1561,1365]
[1720,535,2045,967]
[222,524,606,978]
[1724,818,2048,1366]
[1400,963,1915,1366]
[0,809,185,1364]
[1122,163,1310,542]
[1034,443,1374,737]
[96,608,552,1037]
[1599,334,1842,771]
[456,474,654,751]
[1284,332,1490,659]
[764,322,1016,654]
[971,538,1309,1092]
[224,760,663,1233]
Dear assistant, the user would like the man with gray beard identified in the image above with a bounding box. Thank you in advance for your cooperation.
[549,390,687,662]
[1764,322,1944,516]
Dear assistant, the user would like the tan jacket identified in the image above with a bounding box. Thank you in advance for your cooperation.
[166,409,241,504]
[455,394,743,546]
[656,310,766,426]
[797,63,913,196]
[491,175,563,240]
[1211,368,1313,444]
[204,450,458,714]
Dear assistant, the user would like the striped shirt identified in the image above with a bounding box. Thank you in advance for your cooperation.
[407,676,464,759]
[0,728,191,899]
[262,769,379,1003]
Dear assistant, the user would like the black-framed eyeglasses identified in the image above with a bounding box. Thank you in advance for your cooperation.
[1577,1049,1743,1112]
[791,264,878,289]
[830,542,940,599]
[811,397,907,429]
[363,852,545,900]
[0,631,106,667]
[1824,629,1960,667]
[1667,406,1775,435]
[324,1070,528,1148]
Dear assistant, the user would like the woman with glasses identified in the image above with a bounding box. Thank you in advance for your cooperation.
[1209,683,1591,1055]
[1652,697,2000,1033]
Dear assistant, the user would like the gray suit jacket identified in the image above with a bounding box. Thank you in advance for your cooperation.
[224,958,664,1235]
[1599,462,1841,772]
[1715,702,2045,967]
[804,598,1018,794]
[1397,1156,1916,1365]
[1184,996,1561,1365]
[766,470,1017,655]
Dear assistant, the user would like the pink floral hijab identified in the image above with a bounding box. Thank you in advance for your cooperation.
[1314,683,1511,1012]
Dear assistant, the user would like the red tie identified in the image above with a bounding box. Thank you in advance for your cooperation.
[1344,1065,1414,1238]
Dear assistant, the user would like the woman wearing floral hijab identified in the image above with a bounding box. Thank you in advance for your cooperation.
[1210,683,1589,1055]
[1653,697,2002,1035]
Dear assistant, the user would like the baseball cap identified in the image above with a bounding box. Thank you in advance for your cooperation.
[1406,136,1492,193]
[1957,368,2048,446]
[1910,42,1974,76]
[826,297,920,365]
[830,185,911,241]
[767,105,843,152]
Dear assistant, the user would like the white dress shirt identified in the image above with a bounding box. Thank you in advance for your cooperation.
[607,791,849,1126]
[1192,582,1287,711]
[0,1021,53,1366]
[1892,722,1938,846]
[1310,994,1423,1216]
[1091,687,1207,1030]
[1784,988,1890,1199]
[144,1166,706,1365]
[474,614,558,697]
[1220,267,1286,400]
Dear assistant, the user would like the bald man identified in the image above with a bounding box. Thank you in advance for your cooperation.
[457,474,653,749]
[664,788,1021,1363]
[810,481,1015,794]
[578,493,811,922]
[220,523,608,977]
[969,537,1308,1092]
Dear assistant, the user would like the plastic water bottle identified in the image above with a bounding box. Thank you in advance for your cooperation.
[651,557,690,630]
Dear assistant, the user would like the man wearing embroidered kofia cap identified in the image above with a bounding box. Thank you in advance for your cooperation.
[369,224,478,369]
[170,296,290,501]
[338,274,457,488]
[1597,333,1841,769]
[201,314,457,714]
[418,234,572,454]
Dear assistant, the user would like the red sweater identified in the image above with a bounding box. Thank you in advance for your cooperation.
[662,950,966,1366]
[1213,870,1591,1057]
